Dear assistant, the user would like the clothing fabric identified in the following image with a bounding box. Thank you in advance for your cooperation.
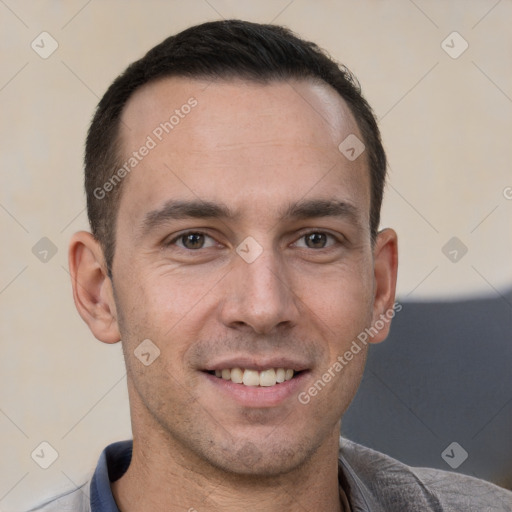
[28,437,512,511]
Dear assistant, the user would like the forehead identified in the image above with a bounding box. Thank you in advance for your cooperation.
[117,76,370,229]
[121,76,361,153]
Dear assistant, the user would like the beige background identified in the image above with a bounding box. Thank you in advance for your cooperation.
[1,0,511,509]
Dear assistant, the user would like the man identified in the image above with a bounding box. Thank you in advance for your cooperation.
[31,19,511,512]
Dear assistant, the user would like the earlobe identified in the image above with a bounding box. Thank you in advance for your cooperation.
[369,228,399,344]
[68,231,121,344]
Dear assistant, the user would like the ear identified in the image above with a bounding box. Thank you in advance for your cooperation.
[368,228,399,344]
[68,231,121,344]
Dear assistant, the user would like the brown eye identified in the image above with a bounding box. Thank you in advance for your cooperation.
[304,232,329,249]
[182,233,204,249]
[169,232,217,250]
[294,231,339,250]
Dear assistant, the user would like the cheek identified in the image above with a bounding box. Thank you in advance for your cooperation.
[301,261,374,332]
[115,272,206,411]
[118,269,198,326]
[115,269,217,367]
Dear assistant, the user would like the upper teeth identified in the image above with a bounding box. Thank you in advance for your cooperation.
[213,368,295,387]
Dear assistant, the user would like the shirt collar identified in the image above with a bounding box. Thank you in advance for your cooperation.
[90,440,131,512]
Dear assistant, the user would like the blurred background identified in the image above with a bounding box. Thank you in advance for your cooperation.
[1,0,511,509]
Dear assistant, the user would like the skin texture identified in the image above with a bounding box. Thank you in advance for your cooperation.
[69,77,398,511]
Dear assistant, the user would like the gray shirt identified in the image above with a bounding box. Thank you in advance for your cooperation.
[29,437,512,511]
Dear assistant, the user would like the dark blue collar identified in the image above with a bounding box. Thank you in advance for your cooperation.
[90,440,132,512]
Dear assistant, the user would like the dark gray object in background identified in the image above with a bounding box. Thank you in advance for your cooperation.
[342,290,512,490]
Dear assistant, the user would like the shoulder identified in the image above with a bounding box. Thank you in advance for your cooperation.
[26,482,90,512]
[339,437,512,511]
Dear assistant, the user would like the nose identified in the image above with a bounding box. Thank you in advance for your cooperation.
[218,245,300,335]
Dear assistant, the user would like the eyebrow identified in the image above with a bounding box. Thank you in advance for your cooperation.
[139,198,362,235]
[140,200,235,234]
[281,198,360,224]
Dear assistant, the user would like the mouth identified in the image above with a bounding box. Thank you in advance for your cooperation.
[204,367,305,387]
[201,359,311,408]
[200,356,312,407]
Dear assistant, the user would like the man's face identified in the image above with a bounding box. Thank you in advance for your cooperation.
[111,77,384,475]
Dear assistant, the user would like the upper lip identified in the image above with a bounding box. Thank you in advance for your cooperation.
[203,356,310,372]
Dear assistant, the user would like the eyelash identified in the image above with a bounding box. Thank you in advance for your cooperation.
[166,230,342,251]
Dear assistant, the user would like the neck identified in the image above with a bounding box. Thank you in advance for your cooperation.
[111,427,346,512]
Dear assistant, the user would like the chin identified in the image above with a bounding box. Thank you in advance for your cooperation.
[203,431,317,478]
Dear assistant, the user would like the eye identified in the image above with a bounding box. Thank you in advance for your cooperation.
[294,231,339,249]
[169,231,217,250]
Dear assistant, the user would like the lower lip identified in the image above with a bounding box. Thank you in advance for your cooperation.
[202,371,309,408]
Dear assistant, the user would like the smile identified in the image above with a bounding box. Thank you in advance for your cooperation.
[207,368,298,387]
